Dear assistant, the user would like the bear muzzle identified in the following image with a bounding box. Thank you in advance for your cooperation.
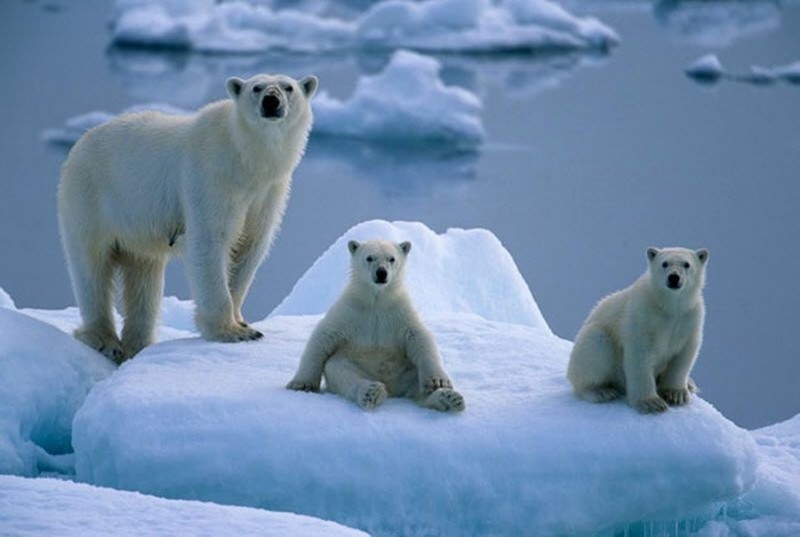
[261,92,285,119]
[374,267,389,285]
[667,273,682,290]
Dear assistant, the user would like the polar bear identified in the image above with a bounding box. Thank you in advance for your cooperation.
[567,247,709,414]
[287,239,465,413]
[58,73,318,363]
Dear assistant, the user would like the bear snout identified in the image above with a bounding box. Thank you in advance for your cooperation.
[261,94,284,119]
[375,267,388,284]
[667,273,682,289]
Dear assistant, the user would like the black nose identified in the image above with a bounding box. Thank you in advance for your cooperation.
[667,273,681,289]
[375,268,388,284]
[261,94,282,117]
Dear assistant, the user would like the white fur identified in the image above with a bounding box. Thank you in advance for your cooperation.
[567,247,709,414]
[287,240,465,413]
[58,74,318,362]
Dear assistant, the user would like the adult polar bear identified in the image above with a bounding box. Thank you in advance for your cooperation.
[58,73,318,363]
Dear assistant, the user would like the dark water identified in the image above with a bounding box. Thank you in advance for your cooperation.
[0,0,798,429]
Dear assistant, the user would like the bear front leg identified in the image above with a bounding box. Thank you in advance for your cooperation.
[405,326,451,395]
[658,334,701,407]
[623,348,668,414]
[287,324,339,392]
[185,213,262,343]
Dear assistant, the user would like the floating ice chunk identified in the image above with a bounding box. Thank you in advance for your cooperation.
[0,308,114,476]
[0,475,367,537]
[108,0,618,54]
[71,309,757,535]
[356,0,619,52]
[272,220,548,330]
[773,61,800,84]
[685,53,726,82]
[42,103,190,146]
[314,51,484,148]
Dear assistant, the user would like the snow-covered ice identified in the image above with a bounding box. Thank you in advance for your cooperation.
[0,307,114,477]
[109,0,618,54]
[2,220,799,535]
[0,475,366,537]
[315,50,484,150]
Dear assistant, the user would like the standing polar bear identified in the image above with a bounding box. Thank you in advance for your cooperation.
[287,240,465,413]
[567,247,709,414]
[58,73,318,363]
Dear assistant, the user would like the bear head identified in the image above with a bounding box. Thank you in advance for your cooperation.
[226,73,318,131]
[348,239,412,289]
[646,247,709,294]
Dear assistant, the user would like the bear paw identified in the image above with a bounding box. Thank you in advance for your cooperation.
[207,323,264,343]
[357,382,388,411]
[75,327,125,364]
[633,396,669,414]
[421,375,453,396]
[426,388,466,413]
[660,387,691,406]
[286,379,320,392]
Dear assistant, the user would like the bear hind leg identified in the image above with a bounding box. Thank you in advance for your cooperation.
[119,251,167,361]
[68,244,123,363]
[324,355,387,411]
[567,328,622,404]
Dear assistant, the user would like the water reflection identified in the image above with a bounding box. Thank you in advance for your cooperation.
[654,0,780,47]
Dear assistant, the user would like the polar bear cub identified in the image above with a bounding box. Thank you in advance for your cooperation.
[567,247,709,414]
[58,73,318,363]
[287,240,465,413]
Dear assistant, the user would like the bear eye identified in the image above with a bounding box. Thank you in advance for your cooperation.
[683,262,691,269]
[253,84,265,93]
[366,256,374,263]
[389,257,396,264]
[662,261,668,268]
[283,84,293,93]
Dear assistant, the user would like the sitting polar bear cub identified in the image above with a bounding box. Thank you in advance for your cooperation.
[58,73,318,363]
[287,239,465,413]
[567,247,709,414]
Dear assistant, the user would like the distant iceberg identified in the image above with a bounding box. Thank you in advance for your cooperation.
[314,51,485,148]
[655,0,780,47]
[110,0,619,54]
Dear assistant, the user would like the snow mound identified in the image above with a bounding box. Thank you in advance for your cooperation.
[0,287,14,309]
[71,221,757,535]
[314,51,484,148]
[0,475,366,537]
[109,0,618,54]
[272,220,549,331]
[0,308,115,476]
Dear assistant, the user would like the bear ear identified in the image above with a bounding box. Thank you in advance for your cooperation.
[696,248,709,264]
[399,241,412,256]
[348,240,360,256]
[226,77,245,99]
[300,75,318,98]
[646,247,659,262]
